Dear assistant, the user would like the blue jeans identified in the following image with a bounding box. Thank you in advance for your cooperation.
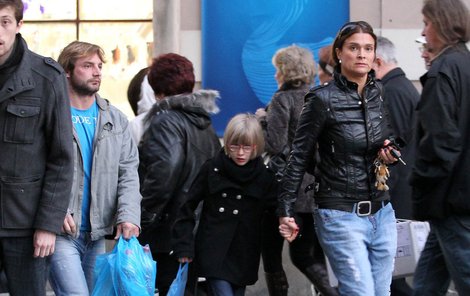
[416,216,470,295]
[0,236,48,296]
[48,232,105,296]
[412,228,450,296]
[314,202,396,296]
[206,278,246,296]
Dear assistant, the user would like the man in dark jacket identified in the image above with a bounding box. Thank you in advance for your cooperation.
[411,0,470,294]
[138,53,221,296]
[0,1,73,295]
[373,36,420,220]
[373,36,420,296]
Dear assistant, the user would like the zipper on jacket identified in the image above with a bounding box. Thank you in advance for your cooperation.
[331,140,335,153]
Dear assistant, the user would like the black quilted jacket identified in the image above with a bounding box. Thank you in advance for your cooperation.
[278,70,394,217]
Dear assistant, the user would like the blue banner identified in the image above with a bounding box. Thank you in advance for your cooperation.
[202,0,349,135]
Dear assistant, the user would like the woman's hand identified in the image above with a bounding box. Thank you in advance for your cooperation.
[379,139,400,164]
[278,217,299,242]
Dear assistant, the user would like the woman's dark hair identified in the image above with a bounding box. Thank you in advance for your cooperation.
[331,21,377,66]
[127,67,149,116]
[147,53,195,97]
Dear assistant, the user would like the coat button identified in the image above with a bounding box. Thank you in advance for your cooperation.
[219,207,225,212]
[214,168,219,172]
[232,210,239,215]
[222,193,227,198]
[236,195,242,200]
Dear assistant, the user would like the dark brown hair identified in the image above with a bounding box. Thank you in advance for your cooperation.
[147,53,195,97]
[0,0,23,23]
[332,21,377,66]
[127,67,149,116]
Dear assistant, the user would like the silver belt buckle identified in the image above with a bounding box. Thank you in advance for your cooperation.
[356,201,372,216]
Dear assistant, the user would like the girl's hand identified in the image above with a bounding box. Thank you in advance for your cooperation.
[178,257,193,263]
[279,217,299,242]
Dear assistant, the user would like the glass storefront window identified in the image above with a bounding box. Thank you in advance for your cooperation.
[21,0,153,118]
[23,0,76,20]
[80,0,153,20]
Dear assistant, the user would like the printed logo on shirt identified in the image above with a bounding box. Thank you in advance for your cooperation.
[72,114,97,125]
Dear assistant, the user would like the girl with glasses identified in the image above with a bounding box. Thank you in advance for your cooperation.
[172,113,277,296]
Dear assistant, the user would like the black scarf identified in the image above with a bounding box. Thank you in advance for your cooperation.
[218,150,263,184]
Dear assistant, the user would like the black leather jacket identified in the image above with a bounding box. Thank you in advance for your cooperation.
[278,70,393,217]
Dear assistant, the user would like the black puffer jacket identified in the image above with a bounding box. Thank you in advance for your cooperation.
[278,70,393,217]
[138,90,221,252]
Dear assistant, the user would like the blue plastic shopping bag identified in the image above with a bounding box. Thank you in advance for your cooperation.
[167,263,189,296]
[92,236,157,296]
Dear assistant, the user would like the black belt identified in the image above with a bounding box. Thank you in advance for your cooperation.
[318,200,390,216]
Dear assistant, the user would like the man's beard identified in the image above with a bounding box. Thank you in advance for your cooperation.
[70,77,100,96]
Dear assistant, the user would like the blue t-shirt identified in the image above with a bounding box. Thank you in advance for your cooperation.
[71,102,98,232]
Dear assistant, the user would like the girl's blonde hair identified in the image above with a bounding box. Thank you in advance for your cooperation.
[223,113,265,159]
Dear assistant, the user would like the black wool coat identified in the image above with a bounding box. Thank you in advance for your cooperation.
[172,151,277,286]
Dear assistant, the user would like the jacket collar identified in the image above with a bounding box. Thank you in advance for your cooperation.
[333,66,377,91]
[0,35,34,103]
[380,67,406,84]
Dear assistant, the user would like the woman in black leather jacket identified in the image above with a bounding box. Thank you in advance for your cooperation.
[277,21,399,296]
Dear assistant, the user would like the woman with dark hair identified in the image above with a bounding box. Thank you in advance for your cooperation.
[256,45,338,296]
[277,21,399,295]
[411,0,470,294]
[138,53,221,296]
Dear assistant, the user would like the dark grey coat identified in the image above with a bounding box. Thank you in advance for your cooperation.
[0,35,73,236]
[259,82,315,212]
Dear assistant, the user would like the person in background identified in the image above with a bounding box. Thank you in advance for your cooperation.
[0,1,73,295]
[277,21,399,296]
[49,41,141,295]
[372,36,420,296]
[138,53,221,296]
[127,67,157,144]
[373,36,419,220]
[256,45,338,296]
[317,44,335,84]
[415,36,432,70]
[127,67,150,116]
[172,113,277,296]
[410,0,470,294]
[412,35,453,296]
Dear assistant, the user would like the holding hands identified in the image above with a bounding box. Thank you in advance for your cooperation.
[278,217,299,242]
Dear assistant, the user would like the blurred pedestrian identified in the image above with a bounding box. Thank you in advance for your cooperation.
[0,1,73,295]
[138,53,221,296]
[410,0,470,294]
[317,44,335,84]
[373,35,420,296]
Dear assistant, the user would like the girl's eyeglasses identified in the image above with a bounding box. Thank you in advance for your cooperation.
[228,145,254,153]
